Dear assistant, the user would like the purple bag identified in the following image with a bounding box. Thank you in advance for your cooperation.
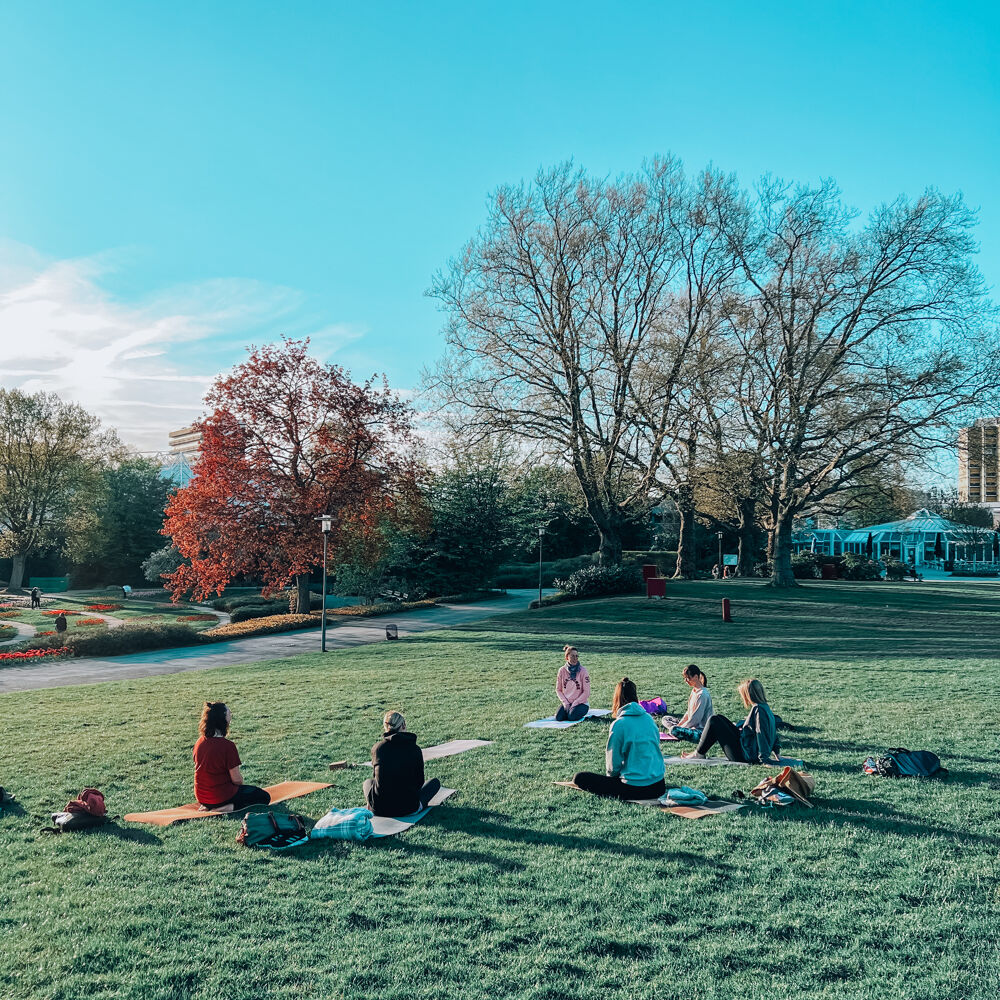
[639,697,669,715]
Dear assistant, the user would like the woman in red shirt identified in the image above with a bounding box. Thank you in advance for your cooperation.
[193,702,270,812]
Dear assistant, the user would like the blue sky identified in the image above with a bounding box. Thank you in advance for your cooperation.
[0,1,997,450]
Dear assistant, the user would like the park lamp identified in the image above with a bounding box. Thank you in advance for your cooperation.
[315,514,334,652]
[319,514,333,534]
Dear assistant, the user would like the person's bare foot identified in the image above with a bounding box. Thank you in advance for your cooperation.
[681,751,706,759]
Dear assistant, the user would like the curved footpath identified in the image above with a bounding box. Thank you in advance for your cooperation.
[0,590,544,694]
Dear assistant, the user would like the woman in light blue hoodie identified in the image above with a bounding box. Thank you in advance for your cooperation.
[573,678,666,799]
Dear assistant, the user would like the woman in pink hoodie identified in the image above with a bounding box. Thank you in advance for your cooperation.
[555,645,591,722]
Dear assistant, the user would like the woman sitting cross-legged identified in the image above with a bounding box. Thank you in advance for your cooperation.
[555,644,591,722]
[194,701,271,812]
[364,711,441,817]
[683,678,780,764]
[573,678,666,800]
[665,663,713,738]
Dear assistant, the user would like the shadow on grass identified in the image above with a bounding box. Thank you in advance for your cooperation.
[774,799,1000,848]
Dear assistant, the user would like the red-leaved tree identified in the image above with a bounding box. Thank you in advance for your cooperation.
[163,338,420,611]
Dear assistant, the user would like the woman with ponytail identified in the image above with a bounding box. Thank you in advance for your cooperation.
[555,645,591,722]
[193,701,270,812]
[364,711,441,817]
[573,678,666,799]
[666,664,713,739]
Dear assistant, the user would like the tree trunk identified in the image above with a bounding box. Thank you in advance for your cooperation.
[770,516,798,587]
[8,553,26,591]
[597,523,623,566]
[736,499,757,576]
[673,484,697,579]
[295,573,313,614]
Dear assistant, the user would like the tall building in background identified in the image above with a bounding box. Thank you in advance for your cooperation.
[161,424,202,488]
[958,418,1000,522]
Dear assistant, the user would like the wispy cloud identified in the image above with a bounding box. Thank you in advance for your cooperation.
[0,240,321,452]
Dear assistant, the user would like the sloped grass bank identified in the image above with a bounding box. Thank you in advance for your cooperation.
[1,581,999,999]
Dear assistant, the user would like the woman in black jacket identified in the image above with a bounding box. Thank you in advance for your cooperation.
[363,712,441,817]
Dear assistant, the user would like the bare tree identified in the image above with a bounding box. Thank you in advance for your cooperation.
[427,161,686,563]
[724,179,999,586]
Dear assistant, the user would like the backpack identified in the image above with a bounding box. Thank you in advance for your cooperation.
[863,748,947,779]
[51,787,108,831]
[236,811,309,850]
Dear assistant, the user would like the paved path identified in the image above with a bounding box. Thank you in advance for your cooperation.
[0,591,542,694]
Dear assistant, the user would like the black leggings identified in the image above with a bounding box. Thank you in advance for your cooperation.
[217,784,271,811]
[362,777,441,814]
[695,714,748,762]
[556,703,590,722]
[572,772,666,800]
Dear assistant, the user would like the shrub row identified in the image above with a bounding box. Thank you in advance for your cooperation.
[553,565,642,599]
[204,614,319,639]
[229,601,291,623]
[495,555,598,589]
[319,598,438,619]
[21,622,208,658]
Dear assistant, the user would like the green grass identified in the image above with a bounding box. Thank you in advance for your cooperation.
[2,580,1000,999]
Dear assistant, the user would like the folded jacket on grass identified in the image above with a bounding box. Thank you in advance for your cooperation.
[369,786,457,837]
[554,781,743,819]
[123,781,332,827]
[662,755,805,768]
[523,709,612,729]
[331,739,493,770]
[311,806,374,840]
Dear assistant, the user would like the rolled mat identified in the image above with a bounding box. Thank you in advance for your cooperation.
[331,739,493,770]
[124,781,333,827]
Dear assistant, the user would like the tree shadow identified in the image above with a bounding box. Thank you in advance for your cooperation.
[769,799,1000,848]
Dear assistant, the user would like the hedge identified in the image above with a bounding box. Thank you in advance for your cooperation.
[318,599,438,619]
[229,601,291,623]
[204,614,319,639]
[19,622,208,658]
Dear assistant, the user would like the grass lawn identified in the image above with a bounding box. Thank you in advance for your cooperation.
[2,580,999,999]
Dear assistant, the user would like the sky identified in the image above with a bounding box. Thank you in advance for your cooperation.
[0,1,997,452]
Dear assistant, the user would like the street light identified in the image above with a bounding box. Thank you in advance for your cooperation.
[317,514,333,652]
[538,526,545,607]
[717,531,723,579]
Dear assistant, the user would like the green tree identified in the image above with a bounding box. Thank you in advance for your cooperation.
[141,543,186,586]
[69,457,174,585]
[0,389,115,591]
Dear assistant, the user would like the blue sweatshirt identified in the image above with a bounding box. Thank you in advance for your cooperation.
[605,702,665,785]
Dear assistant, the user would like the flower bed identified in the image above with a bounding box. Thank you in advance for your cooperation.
[178,614,219,622]
[0,647,70,662]
[0,624,17,641]
[85,603,122,612]
[0,610,22,619]
[74,618,107,627]
[41,609,82,616]
[203,614,319,639]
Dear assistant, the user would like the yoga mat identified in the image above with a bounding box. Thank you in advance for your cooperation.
[554,782,744,819]
[662,755,805,768]
[124,781,332,827]
[330,739,493,770]
[523,709,612,729]
[369,786,457,837]
[660,732,680,741]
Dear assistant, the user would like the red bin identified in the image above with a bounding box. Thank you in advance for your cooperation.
[646,577,667,598]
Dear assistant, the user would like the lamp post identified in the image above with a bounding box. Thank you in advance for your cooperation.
[538,526,545,607]
[317,514,333,652]
[717,531,723,579]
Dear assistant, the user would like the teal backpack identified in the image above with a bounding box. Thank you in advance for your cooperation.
[236,811,309,850]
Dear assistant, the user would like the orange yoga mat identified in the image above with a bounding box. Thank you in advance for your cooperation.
[124,780,332,827]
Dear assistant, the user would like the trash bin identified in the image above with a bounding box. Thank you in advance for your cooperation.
[645,577,666,599]
[641,564,660,581]
[385,624,398,640]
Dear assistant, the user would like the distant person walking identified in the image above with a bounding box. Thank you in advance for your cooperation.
[30,587,41,609]
[54,612,68,634]
[121,584,132,600]
[555,645,590,722]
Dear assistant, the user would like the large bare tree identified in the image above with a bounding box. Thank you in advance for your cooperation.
[428,161,687,563]
[724,179,999,586]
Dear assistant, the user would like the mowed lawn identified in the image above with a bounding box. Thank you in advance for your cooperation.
[2,580,1000,1000]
